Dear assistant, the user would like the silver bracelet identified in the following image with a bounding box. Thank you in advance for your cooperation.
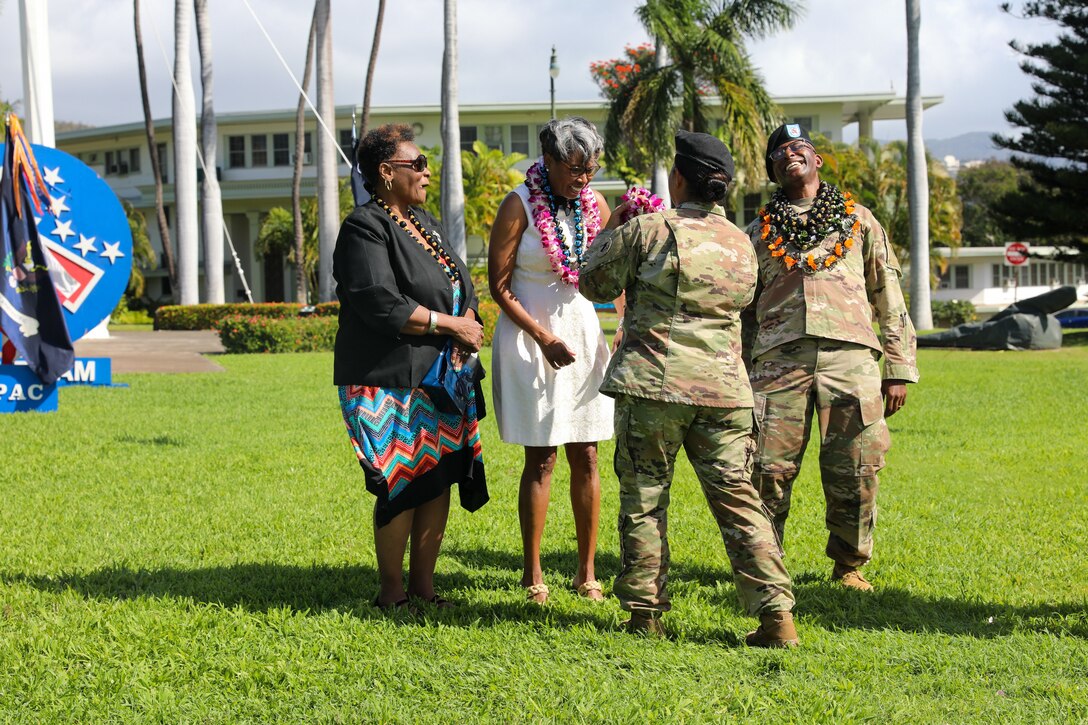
[427,310,439,334]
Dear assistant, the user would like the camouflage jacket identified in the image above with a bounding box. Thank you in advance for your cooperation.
[580,202,757,408]
[742,194,919,383]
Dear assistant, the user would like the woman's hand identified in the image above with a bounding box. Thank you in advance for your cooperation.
[536,333,576,370]
[448,316,484,352]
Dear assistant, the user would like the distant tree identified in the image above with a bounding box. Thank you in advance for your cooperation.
[956,160,1029,245]
[134,0,176,295]
[420,141,525,244]
[995,0,1088,260]
[172,0,199,304]
[123,200,158,299]
[819,136,962,285]
[906,0,932,329]
[195,0,224,303]
[291,7,318,303]
[440,0,467,260]
[256,179,353,302]
[596,0,801,189]
[359,0,386,136]
[1,93,19,116]
[314,0,338,302]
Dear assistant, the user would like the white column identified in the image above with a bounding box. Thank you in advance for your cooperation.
[18,0,56,147]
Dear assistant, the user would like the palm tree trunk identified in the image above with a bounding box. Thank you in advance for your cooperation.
[314,0,338,303]
[441,0,467,261]
[360,0,386,136]
[173,0,199,304]
[650,37,670,206]
[292,8,318,304]
[195,0,224,303]
[134,0,177,295]
[906,0,933,329]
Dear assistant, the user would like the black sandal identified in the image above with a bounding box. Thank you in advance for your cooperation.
[373,596,411,611]
[417,593,455,609]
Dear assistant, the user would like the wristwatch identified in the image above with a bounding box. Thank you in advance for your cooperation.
[427,310,439,334]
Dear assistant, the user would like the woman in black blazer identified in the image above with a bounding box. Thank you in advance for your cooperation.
[334,124,488,611]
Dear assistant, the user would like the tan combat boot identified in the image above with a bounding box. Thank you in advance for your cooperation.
[745,611,799,649]
[832,563,873,591]
[624,613,666,638]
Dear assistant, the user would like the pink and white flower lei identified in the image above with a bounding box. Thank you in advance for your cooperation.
[619,186,666,223]
[524,160,603,286]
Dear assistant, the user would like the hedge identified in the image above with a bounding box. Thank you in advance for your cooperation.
[218,315,338,354]
[160,299,500,350]
[155,302,339,331]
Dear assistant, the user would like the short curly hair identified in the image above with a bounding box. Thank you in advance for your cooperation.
[357,123,415,187]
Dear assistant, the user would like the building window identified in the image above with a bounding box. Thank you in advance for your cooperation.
[228,136,246,168]
[460,125,478,153]
[302,132,313,165]
[251,135,268,167]
[157,143,169,182]
[483,125,503,151]
[104,147,140,175]
[953,264,969,289]
[339,129,354,164]
[129,148,141,173]
[272,133,290,166]
[510,125,530,155]
[789,116,815,132]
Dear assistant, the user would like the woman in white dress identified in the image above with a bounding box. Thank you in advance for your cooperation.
[488,118,618,603]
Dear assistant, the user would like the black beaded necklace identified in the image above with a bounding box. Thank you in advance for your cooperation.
[374,195,462,285]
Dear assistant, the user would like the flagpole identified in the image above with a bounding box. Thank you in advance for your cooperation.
[18,0,57,148]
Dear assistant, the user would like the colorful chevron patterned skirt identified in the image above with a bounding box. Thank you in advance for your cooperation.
[338,383,488,527]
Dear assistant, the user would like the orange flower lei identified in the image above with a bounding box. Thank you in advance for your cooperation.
[758,182,860,273]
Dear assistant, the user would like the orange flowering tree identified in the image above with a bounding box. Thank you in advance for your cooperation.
[589,44,655,101]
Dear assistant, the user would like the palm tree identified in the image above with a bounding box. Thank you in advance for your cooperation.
[291,7,318,303]
[314,0,338,303]
[360,0,386,136]
[905,0,933,329]
[604,0,801,188]
[173,0,199,305]
[441,0,467,261]
[133,0,177,296]
[195,0,224,303]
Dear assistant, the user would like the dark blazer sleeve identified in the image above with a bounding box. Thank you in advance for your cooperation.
[334,212,421,338]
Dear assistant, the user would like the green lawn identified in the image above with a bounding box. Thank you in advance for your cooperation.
[1,343,1085,721]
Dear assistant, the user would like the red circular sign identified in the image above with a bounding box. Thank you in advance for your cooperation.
[1005,242,1029,266]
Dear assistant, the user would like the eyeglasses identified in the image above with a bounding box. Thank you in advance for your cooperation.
[386,154,428,172]
[561,160,602,178]
[768,140,813,163]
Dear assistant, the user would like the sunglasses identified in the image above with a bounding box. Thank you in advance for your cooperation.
[386,154,428,172]
[561,160,602,178]
[768,140,813,163]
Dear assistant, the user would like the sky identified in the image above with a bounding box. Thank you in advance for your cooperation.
[0,0,1061,142]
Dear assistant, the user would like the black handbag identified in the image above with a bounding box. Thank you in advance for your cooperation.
[420,342,479,415]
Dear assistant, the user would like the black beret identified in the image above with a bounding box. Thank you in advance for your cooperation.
[765,123,814,181]
[674,130,735,181]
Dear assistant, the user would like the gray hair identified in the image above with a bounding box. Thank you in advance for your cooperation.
[539,116,604,162]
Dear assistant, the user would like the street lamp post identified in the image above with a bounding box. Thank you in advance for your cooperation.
[549,46,559,120]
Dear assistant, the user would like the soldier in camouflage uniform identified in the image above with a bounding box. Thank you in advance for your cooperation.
[582,131,797,647]
[743,124,920,591]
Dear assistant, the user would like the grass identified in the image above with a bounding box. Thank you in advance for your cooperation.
[0,343,1085,721]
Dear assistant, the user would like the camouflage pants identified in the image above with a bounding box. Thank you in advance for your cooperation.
[612,395,795,617]
[751,339,891,568]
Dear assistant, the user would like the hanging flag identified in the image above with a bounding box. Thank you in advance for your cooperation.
[349,112,370,207]
[0,114,74,385]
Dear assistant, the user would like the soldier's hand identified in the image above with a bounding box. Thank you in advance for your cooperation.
[538,335,577,370]
[882,380,908,417]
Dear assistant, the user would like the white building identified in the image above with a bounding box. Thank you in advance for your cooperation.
[933,246,1088,313]
[55,92,941,304]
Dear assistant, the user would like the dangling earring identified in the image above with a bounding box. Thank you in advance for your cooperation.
[384,177,392,191]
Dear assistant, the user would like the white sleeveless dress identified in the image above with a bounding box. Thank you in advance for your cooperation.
[491,185,615,447]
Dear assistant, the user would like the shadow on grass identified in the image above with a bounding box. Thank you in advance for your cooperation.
[6,557,1083,643]
[2,561,617,631]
